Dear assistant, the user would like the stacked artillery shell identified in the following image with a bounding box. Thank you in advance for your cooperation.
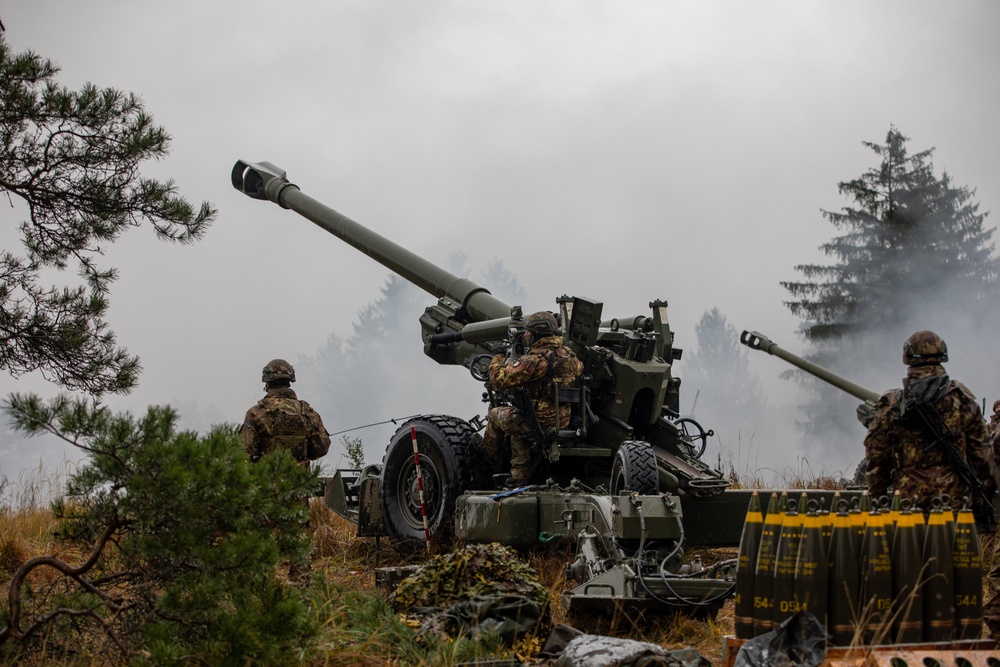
[952,505,983,640]
[922,503,955,641]
[752,492,783,636]
[860,506,892,644]
[820,494,834,548]
[827,499,860,646]
[885,491,901,549]
[852,492,870,552]
[889,502,923,643]
[911,497,927,547]
[794,502,828,627]
[735,491,763,639]
[944,496,957,546]
[772,498,803,627]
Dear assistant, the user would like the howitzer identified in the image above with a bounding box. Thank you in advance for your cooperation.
[739,330,882,426]
[232,160,729,556]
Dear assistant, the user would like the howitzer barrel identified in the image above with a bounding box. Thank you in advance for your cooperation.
[739,330,881,404]
[232,160,511,324]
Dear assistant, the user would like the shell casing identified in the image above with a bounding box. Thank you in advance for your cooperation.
[794,509,828,627]
[890,506,923,643]
[752,492,782,636]
[772,503,803,627]
[952,508,983,640]
[827,508,860,646]
[861,509,893,645]
[735,491,763,639]
[922,507,955,642]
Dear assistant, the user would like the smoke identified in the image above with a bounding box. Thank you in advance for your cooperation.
[293,255,531,471]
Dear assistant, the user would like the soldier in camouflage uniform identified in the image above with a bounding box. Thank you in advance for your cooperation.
[988,400,1000,440]
[481,311,583,486]
[241,359,331,580]
[863,331,994,516]
[985,400,1000,636]
[240,359,331,465]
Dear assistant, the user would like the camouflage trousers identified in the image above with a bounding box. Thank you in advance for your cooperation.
[481,406,538,483]
[985,534,1000,636]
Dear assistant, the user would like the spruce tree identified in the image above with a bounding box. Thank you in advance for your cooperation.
[782,126,997,342]
[780,127,997,462]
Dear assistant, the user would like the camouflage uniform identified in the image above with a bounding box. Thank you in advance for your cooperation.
[986,400,1000,636]
[240,360,331,581]
[864,364,992,512]
[988,400,1000,440]
[481,334,583,484]
[241,386,331,464]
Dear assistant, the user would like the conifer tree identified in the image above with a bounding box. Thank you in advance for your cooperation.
[782,126,997,342]
[0,395,316,664]
[0,34,215,395]
[780,127,997,459]
[680,307,766,451]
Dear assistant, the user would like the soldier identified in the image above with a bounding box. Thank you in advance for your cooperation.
[985,402,1000,637]
[988,400,1000,439]
[863,331,994,517]
[240,358,331,465]
[480,311,583,486]
[241,359,331,580]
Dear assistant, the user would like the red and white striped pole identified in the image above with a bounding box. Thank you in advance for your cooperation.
[410,426,432,554]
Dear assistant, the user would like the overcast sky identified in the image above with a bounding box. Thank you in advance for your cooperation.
[2,1,999,489]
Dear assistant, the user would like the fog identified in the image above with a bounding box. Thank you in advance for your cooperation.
[2,1,999,499]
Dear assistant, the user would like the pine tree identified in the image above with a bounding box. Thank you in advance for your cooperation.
[0,35,215,395]
[0,395,316,664]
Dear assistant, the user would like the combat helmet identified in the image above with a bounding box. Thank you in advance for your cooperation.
[524,311,559,337]
[262,358,296,384]
[902,330,948,366]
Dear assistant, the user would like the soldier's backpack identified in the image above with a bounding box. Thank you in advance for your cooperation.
[264,399,312,462]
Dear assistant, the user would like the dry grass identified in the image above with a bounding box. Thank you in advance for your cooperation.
[0,507,63,580]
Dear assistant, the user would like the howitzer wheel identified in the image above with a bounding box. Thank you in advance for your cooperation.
[380,415,474,554]
[610,440,658,495]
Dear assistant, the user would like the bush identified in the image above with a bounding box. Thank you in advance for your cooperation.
[0,394,318,665]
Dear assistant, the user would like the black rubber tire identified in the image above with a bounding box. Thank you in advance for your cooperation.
[380,415,474,554]
[610,440,659,495]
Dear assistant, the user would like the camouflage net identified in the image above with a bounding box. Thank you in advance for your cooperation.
[394,542,550,646]
[395,542,549,610]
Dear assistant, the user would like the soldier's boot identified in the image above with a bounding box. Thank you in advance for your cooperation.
[506,464,531,488]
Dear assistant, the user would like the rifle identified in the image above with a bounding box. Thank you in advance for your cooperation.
[508,387,548,447]
[909,402,996,529]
